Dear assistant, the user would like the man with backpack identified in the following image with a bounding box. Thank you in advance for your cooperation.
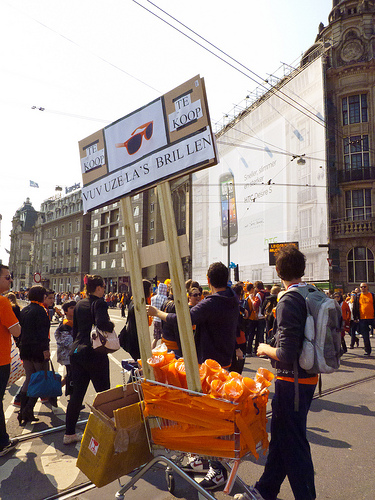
[235,245,318,500]
[353,282,374,356]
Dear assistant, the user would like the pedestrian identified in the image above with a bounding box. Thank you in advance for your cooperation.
[348,291,359,349]
[119,280,153,362]
[245,282,258,356]
[252,281,270,347]
[54,300,76,397]
[150,282,168,349]
[18,285,51,425]
[235,245,317,500]
[147,261,239,490]
[352,282,374,356]
[0,265,21,456]
[261,286,281,342]
[64,275,113,445]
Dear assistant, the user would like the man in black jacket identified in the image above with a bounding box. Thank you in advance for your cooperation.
[235,245,317,500]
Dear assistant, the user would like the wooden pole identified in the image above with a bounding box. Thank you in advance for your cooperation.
[157,181,201,392]
[119,197,153,380]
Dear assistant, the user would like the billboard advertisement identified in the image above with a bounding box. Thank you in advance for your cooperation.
[79,75,218,212]
[192,57,329,284]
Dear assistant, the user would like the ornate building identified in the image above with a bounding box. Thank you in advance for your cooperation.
[314,0,375,290]
[9,199,38,290]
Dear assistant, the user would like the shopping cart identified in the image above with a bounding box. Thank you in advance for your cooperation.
[115,368,270,500]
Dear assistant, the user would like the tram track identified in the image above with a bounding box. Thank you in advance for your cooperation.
[14,372,373,500]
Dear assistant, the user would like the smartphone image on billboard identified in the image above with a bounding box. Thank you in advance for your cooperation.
[219,172,238,246]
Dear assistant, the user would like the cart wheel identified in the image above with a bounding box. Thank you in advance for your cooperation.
[166,471,175,493]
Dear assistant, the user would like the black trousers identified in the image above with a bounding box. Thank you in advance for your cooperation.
[65,348,110,435]
[255,379,316,500]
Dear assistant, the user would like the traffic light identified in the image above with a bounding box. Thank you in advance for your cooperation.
[234,264,239,281]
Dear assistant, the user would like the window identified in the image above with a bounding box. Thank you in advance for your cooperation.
[93,233,98,241]
[342,94,368,125]
[150,237,154,245]
[93,219,99,228]
[76,220,81,231]
[69,222,72,233]
[134,222,139,233]
[344,135,369,171]
[150,202,155,213]
[299,209,312,239]
[101,260,106,269]
[111,259,116,268]
[92,261,97,270]
[345,189,372,221]
[348,247,374,283]
[93,247,98,255]
[133,206,140,217]
[150,219,154,230]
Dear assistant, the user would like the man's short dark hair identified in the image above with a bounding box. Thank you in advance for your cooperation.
[45,289,55,296]
[254,281,264,290]
[246,283,254,292]
[62,300,76,312]
[143,279,152,298]
[0,264,9,275]
[276,245,306,281]
[85,275,105,294]
[231,284,243,297]
[28,285,47,303]
[207,262,228,288]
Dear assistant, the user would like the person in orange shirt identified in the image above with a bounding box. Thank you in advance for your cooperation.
[353,283,374,356]
[0,265,21,456]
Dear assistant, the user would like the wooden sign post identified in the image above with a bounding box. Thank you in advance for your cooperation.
[119,196,153,380]
[157,181,201,392]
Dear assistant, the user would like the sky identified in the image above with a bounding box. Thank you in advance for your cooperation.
[0,0,332,265]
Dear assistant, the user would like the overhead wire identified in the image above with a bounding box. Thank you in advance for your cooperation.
[136,0,327,129]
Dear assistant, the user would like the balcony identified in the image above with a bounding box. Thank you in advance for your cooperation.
[63,267,69,273]
[49,269,55,274]
[56,268,62,273]
[338,167,375,183]
[70,267,78,272]
[332,219,375,237]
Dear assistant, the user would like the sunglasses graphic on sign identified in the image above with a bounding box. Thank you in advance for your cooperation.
[115,121,153,155]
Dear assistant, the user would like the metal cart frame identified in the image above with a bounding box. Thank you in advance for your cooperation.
[115,372,265,499]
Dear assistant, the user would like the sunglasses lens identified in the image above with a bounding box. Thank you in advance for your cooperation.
[145,122,153,140]
[127,134,142,155]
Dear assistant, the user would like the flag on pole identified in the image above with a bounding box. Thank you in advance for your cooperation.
[30,180,39,188]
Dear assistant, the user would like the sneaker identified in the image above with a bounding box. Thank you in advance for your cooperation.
[182,455,209,473]
[13,399,21,408]
[63,433,82,445]
[199,466,226,490]
[0,439,19,457]
[234,486,266,500]
[40,397,49,404]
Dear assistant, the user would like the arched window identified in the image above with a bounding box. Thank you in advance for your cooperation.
[347,247,374,283]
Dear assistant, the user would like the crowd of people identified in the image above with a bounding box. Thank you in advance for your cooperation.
[1,254,375,499]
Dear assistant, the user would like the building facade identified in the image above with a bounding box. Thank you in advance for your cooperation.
[314,0,375,291]
[37,190,91,293]
[9,199,39,290]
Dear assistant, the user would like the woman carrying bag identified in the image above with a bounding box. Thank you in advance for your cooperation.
[64,275,113,445]
[18,286,51,425]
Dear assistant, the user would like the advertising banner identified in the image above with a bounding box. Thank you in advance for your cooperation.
[79,76,218,212]
[192,57,329,284]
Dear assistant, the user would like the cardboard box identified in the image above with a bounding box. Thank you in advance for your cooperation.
[76,384,152,488]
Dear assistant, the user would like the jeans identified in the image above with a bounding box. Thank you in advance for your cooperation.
[255,379,316,500]
[65,348,110,435]
[359,319,372,354]
[0,364,11,448]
